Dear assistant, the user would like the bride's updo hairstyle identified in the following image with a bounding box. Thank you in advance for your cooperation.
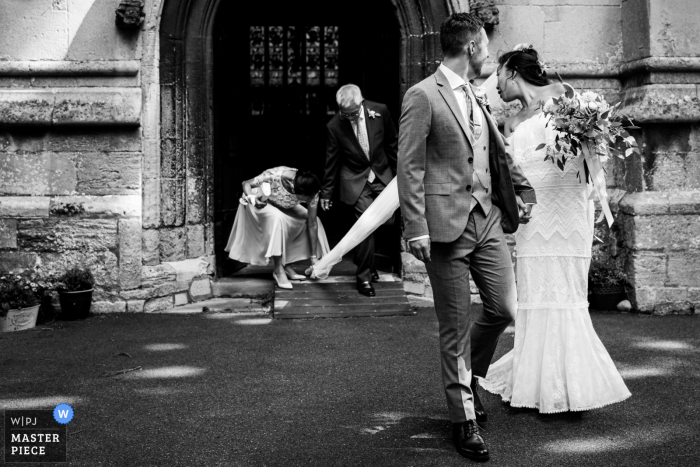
[294,171,321,196]
[498,45,550,87]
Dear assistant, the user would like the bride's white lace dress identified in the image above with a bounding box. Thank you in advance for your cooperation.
[479,112,631,413]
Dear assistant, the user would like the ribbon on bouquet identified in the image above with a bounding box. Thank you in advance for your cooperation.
[580,140,614,227]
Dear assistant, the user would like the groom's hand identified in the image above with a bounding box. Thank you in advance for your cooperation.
[516,195,533,224]
[409,238,431,263]
[321,199,332,211]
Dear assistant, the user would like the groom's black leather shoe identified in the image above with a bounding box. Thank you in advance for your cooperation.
[471,377,488,423]
[370,270,380,282]
[453,420,489,462]
[357,280,376,297]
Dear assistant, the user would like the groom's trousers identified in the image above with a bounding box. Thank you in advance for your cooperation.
[425,205,517,423]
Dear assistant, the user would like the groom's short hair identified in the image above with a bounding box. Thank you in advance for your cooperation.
[440,13,484,57]
[336,84,363,108]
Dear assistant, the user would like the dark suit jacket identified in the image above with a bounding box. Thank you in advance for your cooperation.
[321,100,398,205]
[398,70,537,242]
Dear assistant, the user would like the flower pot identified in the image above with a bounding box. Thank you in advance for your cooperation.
[58,289,93,320]
[589,282,627,311]
[0,305,40,332]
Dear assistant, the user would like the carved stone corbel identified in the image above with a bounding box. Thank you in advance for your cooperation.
[470,0,500,31]
[115,0,145,30]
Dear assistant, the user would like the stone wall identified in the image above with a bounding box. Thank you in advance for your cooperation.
[1,0,698,314]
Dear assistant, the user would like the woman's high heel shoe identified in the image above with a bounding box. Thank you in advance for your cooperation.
[283,266,305,281]
[273,271,293,289]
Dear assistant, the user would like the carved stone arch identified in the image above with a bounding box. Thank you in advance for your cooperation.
[157,0,461,270]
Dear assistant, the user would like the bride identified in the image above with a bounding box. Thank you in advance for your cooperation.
[478,45,631,413]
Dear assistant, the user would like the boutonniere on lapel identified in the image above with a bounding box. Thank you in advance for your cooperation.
[367,109,381,119]
[471,85,490,109]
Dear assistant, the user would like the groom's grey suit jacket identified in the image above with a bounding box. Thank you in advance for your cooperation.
[398,69,537,243]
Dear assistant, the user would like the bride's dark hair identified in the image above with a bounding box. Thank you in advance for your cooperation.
[498,46,550,87]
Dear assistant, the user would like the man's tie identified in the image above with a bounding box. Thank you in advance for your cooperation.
[459,84,482,140]
[354,118,375,183]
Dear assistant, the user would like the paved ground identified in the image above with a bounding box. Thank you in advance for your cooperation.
[1,307,699,466]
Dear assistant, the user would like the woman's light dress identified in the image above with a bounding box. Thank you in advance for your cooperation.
[479,113,631,413]
[225,167,330,266]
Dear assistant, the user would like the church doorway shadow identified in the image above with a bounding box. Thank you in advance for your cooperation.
[212,0,403,277]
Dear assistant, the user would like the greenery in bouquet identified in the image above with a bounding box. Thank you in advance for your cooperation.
[0,272,52,316]
[536,87,640,174]
[54,267,95,293]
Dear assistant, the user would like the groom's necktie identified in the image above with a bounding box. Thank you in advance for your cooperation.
[354,117,375,183]
[459,84,482,141]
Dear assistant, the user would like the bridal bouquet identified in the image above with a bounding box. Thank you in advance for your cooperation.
[536,86,639,226]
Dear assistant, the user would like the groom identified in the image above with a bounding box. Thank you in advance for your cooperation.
[321,84,398,297]
[398,13,536,462]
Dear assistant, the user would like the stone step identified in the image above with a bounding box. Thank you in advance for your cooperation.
[154,297,270,315]
[211,277,274,299]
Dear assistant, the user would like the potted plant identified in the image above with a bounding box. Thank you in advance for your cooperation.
[0,273,49,332]
[55,267,95,320]
[588,259,627,311]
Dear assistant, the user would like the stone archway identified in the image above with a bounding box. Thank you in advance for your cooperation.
[156,0,463,275]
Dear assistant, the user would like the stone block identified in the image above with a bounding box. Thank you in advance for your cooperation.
[144,295,175,313]
[403,281,425,296]
[174,293,189,306]
[668,191,700,215]
[49,195,140,218]
[629,251,667,286]
[0,1,69,60]
[159,227,187,262]
[648,0,700,58]
[487,6,545,67]
[127,300,145,313]
[401,251,427,274]
[142,178,160,228]
[0,252,39,273]
[18,218,117,253]
[40,250,119,290]
[118,219,142,290]
[91,301,127,314]
[619,192,669,215]
[141,264,177,288]
[65,0,139,61]
[629,215,700,251]
[52,88,142,125]
[142,138,160,179]
[142,228,160,266]
[160,179,185,227]
[0,127,141,153]
[187,225,205,258]
[543,6,622,65]
[621,84,700,123]
[0,90,54,125]
[204,222,215,255]
[0,153,77,195]
[647,151,700,191]
[0,197,50,217]
[76,152,141,195]
[120,281,189,300]
[186,177,205,224]
[667,252,700,287]
[160,137,184,179]
[189,278,212,302]
[0,219,17,249]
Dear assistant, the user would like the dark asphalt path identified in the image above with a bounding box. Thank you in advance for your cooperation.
[1,309,699,466]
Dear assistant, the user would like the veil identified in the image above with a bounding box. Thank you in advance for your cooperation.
[308,71,500,280]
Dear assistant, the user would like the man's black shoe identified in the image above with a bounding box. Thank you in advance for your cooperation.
[472,377,488,423]
[370,270,380,282]
[452,420,489,462]
[357,280,376,297]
